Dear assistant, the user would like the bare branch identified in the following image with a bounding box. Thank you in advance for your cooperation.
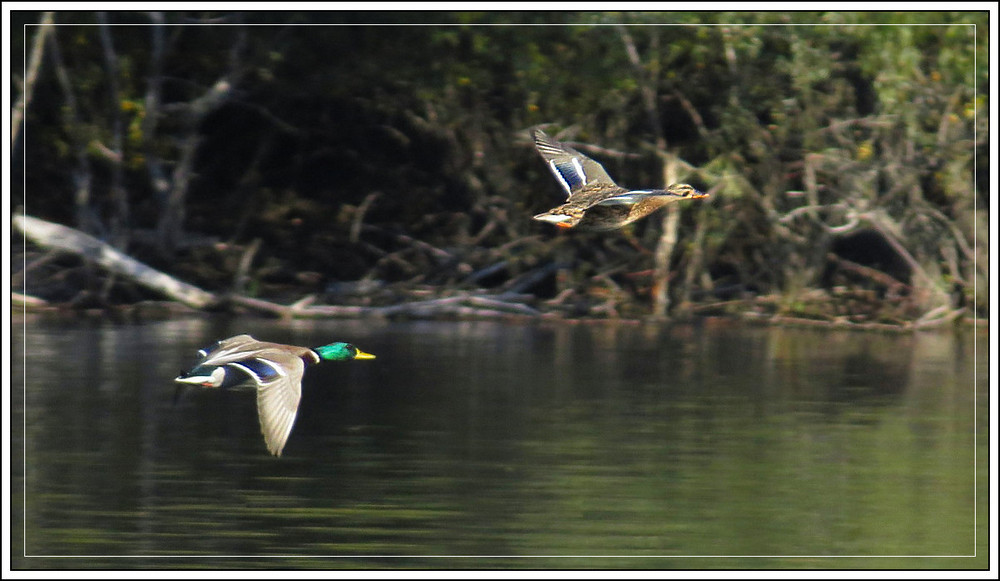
[671,88,708,138]
[156,27,250,253]
[351,192,381,244]
[617,25,665,150]
[778,202,850,224]
[12,12,53,147]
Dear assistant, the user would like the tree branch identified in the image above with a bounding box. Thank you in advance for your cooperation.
[11,12,53,148]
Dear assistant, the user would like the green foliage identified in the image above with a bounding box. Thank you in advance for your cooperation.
[13,11,988,319]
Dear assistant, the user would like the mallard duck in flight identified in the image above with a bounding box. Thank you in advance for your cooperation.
[175,334,375,457]
[532,128,708,231]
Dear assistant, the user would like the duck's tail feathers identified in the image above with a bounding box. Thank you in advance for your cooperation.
[533,211,579,229]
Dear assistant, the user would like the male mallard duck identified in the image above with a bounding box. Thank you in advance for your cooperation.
[532,128,708,231]
[174,334,375,457]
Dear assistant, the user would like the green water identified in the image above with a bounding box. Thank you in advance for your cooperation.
[10,316,989,569]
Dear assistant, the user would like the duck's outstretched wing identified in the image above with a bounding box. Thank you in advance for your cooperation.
[532,129,619,199]
[251,349,306,457]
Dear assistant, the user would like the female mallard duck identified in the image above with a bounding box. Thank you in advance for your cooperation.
[532,128,708,231]
[174,334,375,457]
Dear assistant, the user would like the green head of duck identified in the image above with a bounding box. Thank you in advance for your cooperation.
[313,342,377,362]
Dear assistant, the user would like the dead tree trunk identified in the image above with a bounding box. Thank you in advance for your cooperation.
[651,157,681,317]
[153,28,248,256]
[12,13,53,149]
[97,14,130,249]
[618,26,680,318]
[47,22,102,237]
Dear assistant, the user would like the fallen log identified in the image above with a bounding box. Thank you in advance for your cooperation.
[911,306,965,330]
[11,292,49,308]
[12,214,544,320]
[13,214,217,309]
[226,294,371,318]
[827,253,909,295]
[225,290,539,319]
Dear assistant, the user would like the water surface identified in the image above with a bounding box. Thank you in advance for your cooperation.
[10,315,988,569]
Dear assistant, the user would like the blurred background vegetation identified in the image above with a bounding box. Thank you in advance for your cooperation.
[10,11,989,324]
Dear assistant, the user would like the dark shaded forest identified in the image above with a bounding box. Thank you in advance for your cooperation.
[11,11,989,329]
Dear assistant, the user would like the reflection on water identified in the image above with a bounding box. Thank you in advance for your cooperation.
[11,316,987,569]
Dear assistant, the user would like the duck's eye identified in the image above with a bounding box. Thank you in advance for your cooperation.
[345,344,357,355]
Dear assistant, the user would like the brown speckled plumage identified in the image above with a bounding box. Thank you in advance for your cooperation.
[532,129,708,231]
